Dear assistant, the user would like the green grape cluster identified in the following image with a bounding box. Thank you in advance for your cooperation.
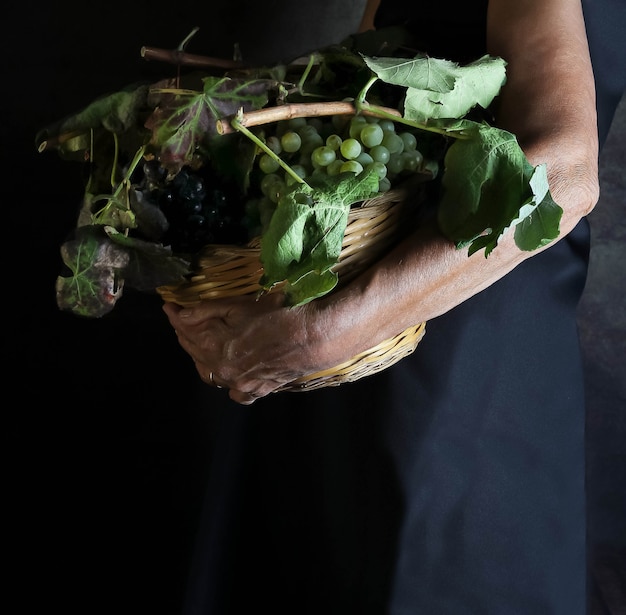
[243,115,433,237]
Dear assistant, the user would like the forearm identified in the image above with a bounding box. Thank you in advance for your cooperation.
[165,0,601,401]
[310,0,599,365]
[487,0,599,229]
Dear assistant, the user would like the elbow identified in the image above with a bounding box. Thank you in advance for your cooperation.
[580,174,600,218]
[547,149,600,234]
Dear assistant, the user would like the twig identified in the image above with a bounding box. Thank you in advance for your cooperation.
[140,46,245,70]
[37,130,89,153]
[215,101,402,134]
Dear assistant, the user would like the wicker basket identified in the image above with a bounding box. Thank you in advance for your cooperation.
[157,107,430,391]
[157,180,427,391]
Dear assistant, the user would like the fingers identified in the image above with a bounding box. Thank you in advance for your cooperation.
[162,297,299,404]
[162,300,222,328]
[196,362,225,389]
[194,357,286,404]
[228,380,285,405]
[229,389,261,405]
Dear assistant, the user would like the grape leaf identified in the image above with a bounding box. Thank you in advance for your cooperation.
[56,226,130,318]
[104,226,191,290]
[127,188,170,241]
[364,54,458,93]
[436,124,562,256]
[512,164,562,251]
[145,76,272,173]
[55,225,191,318]
[259,169,380,306]
[35,84,151,159]
[364,54,506,121]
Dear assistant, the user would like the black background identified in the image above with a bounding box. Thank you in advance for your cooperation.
[4,1,365,613]
[4,1,624,613]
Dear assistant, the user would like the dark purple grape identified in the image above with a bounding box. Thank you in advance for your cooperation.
[134,161,249,253]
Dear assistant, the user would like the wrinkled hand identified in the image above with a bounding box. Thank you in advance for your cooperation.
[162,292,340,405]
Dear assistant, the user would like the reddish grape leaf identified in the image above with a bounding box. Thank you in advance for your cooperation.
[145,76,272,174]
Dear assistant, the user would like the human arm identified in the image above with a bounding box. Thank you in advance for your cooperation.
[163,0,599,404]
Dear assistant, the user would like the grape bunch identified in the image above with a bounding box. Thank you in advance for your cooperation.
[139,160,248,254]
[244,114,438,234]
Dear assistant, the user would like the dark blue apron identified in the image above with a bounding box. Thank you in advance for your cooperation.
[182,1,626,613]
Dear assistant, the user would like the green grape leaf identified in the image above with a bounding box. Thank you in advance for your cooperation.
[437,124,562,256]
[145,76,272,173]
[365,53,458,93]
[512,164,563,251]
[259,169,380,306]
[87,192,137,230]
[35,83,151,158]
[364,54,506,121]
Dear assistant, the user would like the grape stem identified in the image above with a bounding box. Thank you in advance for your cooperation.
[218,98,468,141]
[296,53,317,94]
[140,46,245,70]
[230,113,309,187]
[216,101,401,135]
[91,144,147,228]
[177,27,200,52]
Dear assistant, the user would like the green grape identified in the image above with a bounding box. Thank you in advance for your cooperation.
[306,117,324,133]
[267,180,286,203]
[356,152,374,166]
[340,138,362,160]
[349,116,368,139]
[382,132,404,154]
[423,158,440,178]
[326,134,342,150]
[399,131,417,151]
[260,173,281,196]
[258,153,280,174]
[387,153,404,175]
[288,117,307,130]
[266,135,282,154]
[311,145,337,167]
[378,177,392,192]
[369,145,391,164]
[298,124,320,141]
[297,153,316,174]
[340,160,364,174]
[367,161,388,180]
[281,131,302,153]
[360,123,384,147]
[300,133,324,155]
[285,164,308,186]
[401,150,424,172]
[378,119,396,132]
[327,159,344,176]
